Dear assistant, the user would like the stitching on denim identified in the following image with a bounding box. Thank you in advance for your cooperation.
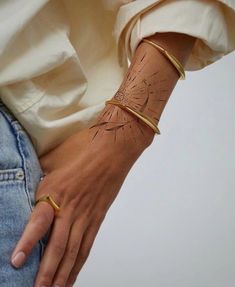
[15,133,34,211]
[0,106,45,259]
[0,168,24,182]
[0,110,33,211]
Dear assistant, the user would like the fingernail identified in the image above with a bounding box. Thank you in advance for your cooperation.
[11,251,26,268]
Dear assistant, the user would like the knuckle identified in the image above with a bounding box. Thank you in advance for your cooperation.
[38,274,52,286]
[95,217,104,227]
[70,267,79,278]
[67,245,78,261]
[68,197,79,210]
[32,214,48,229]
[54,278,66,287]
[67,276,77,286]
[95,211,106,225]
[52,241,65,254]
[79,248,89,262]
[39,280,50,287]
[22,238,35,252]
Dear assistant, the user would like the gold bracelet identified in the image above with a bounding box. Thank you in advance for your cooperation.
[105,99,161,135]
[142,38,185,80]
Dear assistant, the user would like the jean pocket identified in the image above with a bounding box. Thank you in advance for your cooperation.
[0,166,50,261]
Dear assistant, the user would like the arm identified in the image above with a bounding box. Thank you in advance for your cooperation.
[10,32,196,287]
[90,32,196,152]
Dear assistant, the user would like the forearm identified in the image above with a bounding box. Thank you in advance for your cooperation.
[125,32,196,120]
[89,32,196,155]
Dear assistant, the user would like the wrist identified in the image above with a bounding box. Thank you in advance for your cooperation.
[88,103,155,161]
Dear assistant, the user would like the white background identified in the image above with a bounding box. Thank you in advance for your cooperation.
[75,52,235,287]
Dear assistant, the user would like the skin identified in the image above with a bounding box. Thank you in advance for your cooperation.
[10,32,196,287]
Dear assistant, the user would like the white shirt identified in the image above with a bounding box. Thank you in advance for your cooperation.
[0,0,234,156]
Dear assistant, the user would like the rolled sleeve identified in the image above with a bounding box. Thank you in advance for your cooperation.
[114,0,235,70]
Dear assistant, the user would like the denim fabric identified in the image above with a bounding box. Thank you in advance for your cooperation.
[0,100,49,286]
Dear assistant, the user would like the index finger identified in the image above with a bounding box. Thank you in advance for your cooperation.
[10,202,55,268]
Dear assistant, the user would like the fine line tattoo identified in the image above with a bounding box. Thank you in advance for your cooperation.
[89,47,170,143]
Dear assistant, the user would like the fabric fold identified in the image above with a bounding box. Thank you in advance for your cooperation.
[114,0,235,70]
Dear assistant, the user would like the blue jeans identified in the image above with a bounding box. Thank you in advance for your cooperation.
[0,101,49,286]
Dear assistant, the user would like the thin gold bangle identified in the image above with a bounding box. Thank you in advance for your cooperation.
[142,38,185,80]
[105,99,161,135]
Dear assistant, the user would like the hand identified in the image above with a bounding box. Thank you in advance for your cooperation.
[10,115,152,287]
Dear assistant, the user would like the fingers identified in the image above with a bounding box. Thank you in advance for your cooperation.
[51,219,85,287]
[66,215,105,287]
[34,215,71,287]
[11,202,55,268]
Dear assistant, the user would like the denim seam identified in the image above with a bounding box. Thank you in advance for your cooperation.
[15,131,45,259]
[0,110,32,210]
[0,108,45,259]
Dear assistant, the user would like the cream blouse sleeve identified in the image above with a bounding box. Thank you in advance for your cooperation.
[114,0,235,71]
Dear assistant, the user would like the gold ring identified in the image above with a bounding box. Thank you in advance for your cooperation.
[35,194,60,212]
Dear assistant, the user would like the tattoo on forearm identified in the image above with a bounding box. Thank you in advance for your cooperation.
[89,47,170,144]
